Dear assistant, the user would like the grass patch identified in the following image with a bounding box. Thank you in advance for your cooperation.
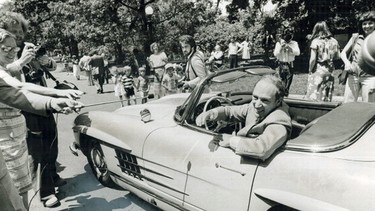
[290,69,345,97]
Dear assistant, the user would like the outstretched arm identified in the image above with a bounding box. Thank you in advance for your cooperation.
[0,77,83,116]
[220,124,288,161]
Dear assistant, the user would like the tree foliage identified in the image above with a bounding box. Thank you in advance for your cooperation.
[10,0,375,64]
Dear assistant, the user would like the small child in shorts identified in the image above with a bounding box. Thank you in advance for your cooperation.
[162,63,179,95]
[121,66,137,105]
[174,64,185,93]
[136,67,150,104]
[113,66,126,107]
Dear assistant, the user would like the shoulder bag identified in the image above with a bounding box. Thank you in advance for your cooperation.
[338,34,359,85]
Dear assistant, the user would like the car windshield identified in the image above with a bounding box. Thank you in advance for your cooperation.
[180,66,274,127]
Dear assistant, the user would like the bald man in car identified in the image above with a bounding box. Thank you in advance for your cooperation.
[196,75,292,161]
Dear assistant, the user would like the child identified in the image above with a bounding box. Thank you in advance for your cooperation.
[174,64,185,93]
[136,67,150,104]
[113,66,126,107]
[122,66,137,105]
[162,63,178,95]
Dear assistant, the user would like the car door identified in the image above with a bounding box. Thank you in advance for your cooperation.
[143,124,258,211]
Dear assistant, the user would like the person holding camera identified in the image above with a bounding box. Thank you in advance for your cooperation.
[0,11,78,207]
[273,28,300,95]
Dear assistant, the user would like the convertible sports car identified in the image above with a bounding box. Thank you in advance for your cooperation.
[72,65,375,211]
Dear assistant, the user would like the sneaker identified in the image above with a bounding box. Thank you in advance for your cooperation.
[54,178,67,187]
[42,194,59,207]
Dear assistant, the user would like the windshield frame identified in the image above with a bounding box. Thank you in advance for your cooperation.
[174,65,275,125]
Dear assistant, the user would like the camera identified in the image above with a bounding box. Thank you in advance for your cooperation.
[282,29,294,43]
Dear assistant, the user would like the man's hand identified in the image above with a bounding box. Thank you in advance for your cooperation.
[195,109,218,127]
[50,98,84,114]
[56,89,85,100]
[219,134,240,150]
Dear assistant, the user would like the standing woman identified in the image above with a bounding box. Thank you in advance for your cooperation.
[305,21,340,101]
[147,42,168,98]
[341,11,375,103]
[0,29,83,208]
[239,36,252,63]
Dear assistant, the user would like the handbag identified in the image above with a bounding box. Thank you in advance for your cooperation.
[338,69,349,85]
[338,34,360,85]
[54,80,79,90]
[44,69,79,90]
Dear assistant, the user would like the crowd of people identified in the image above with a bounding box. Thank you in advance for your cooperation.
[67,11,375,108]
[0,10,84,210]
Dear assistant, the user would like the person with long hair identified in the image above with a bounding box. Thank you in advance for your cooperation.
[341,11,375,103]
[0,28,83,209]
[305,21,340,101]
[179,35,207,90]
[147,42,168,98]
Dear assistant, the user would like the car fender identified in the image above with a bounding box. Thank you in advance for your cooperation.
[253,188,350,211]
[74,125,132,153]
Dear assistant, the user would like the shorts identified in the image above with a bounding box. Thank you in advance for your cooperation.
[125,88,135,98]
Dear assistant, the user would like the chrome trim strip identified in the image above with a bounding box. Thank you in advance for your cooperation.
[110,171,191,211]
[115,156,173,179]
[116,165,187,195]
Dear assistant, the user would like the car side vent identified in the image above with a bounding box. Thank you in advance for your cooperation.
[115,149,143,180]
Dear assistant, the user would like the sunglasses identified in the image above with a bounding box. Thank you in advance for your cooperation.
[1,46,20,53]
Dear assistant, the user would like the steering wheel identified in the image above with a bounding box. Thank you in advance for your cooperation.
[202,96,242,131]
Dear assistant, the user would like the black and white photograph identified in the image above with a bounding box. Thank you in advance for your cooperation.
[0,0,375,210]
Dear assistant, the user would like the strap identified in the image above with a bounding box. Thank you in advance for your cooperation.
[187,57,198,79]
[348,33,360,61]
[43,68,58,82]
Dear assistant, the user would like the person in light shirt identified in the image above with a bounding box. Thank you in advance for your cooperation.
[273,28,300,95]
[227,37,242,68]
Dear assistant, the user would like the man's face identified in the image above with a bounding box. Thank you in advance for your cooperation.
[180,42,192,56]
[251,79,280,120]
[6,23,25,46]
[0,37,19,66]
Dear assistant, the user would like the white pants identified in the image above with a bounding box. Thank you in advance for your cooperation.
[344,74,375,103]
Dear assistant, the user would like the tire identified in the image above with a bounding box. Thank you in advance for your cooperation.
[87,141,117,188]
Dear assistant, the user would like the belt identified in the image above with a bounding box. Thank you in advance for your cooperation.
[0,111,21,117]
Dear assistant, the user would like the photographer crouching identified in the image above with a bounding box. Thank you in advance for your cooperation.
[273,28,300,95]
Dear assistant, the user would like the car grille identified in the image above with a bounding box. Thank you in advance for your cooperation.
[115,149,143,180]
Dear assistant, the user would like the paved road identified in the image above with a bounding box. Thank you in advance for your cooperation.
[29,66,158,211]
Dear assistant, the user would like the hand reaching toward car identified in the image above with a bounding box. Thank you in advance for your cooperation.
[50,98,84,114]
[56,89,85,100]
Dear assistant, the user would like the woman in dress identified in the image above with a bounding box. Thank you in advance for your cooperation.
[239,36,252,63]
[147,42,168,99]
[341,11,375,103]
[305,21,340,101]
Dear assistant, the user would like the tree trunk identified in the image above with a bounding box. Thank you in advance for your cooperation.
[115,42,125,64]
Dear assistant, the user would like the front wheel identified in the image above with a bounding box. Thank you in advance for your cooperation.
[87,141,117,188]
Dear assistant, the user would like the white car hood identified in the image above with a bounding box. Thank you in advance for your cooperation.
[113,93,190,121]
